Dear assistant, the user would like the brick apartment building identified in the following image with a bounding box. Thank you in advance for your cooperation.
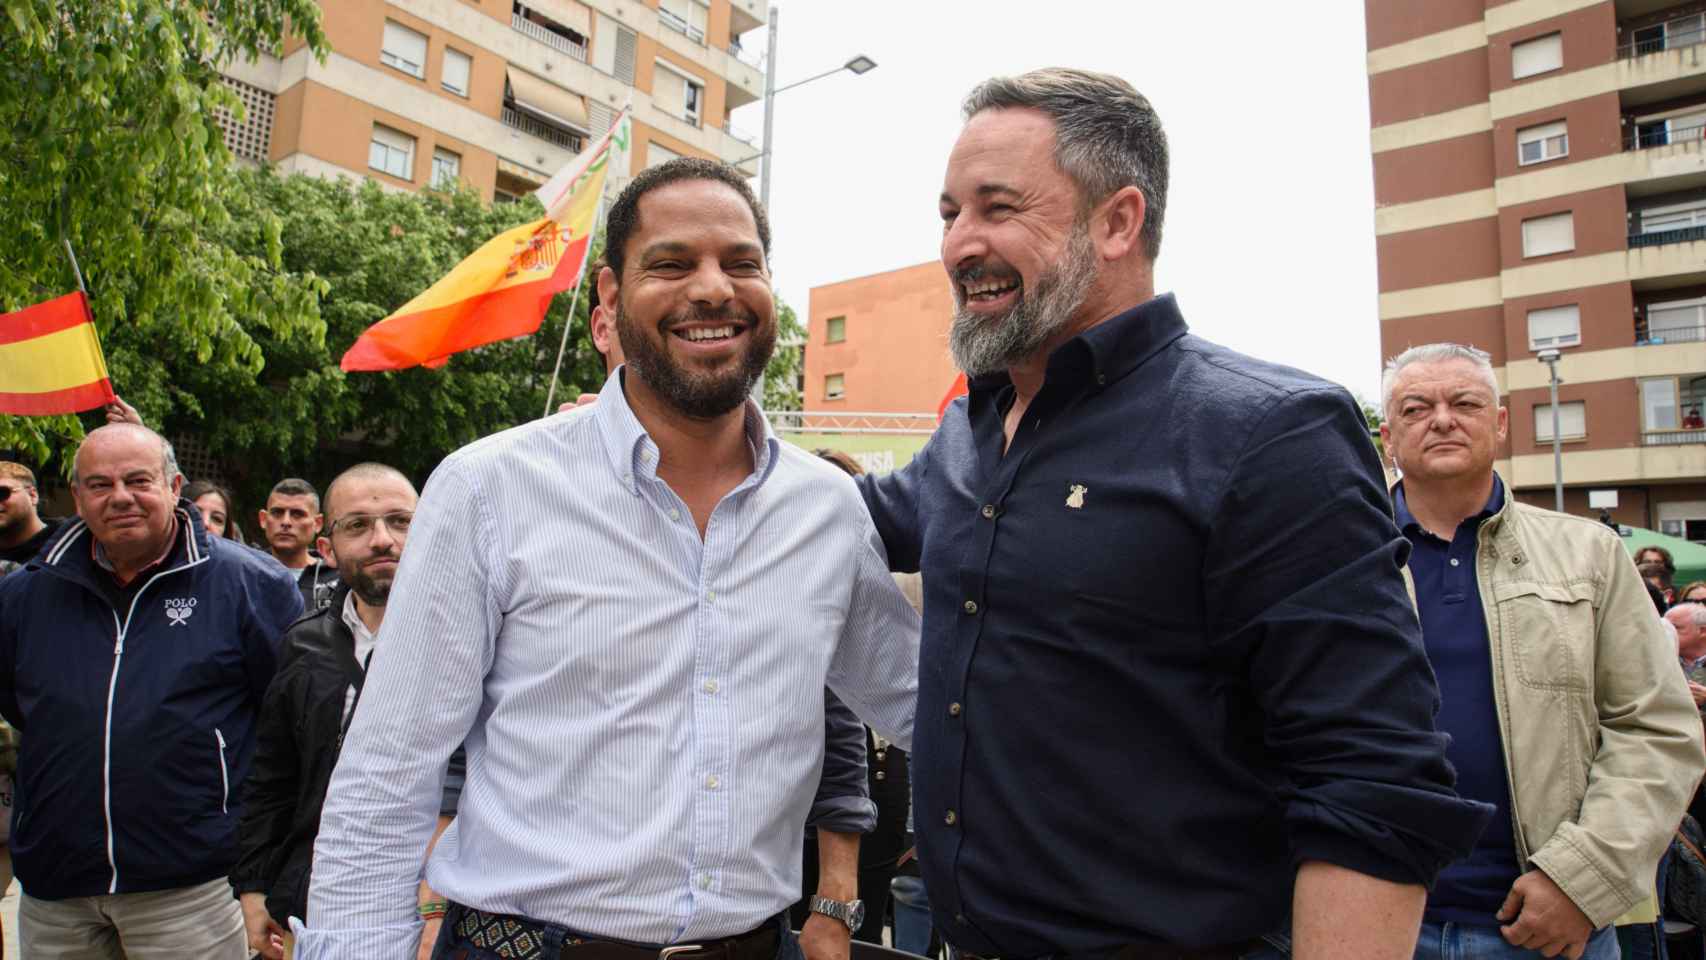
[1365,0,1706,535]
[804,261,959,413]
[213,0,766,203]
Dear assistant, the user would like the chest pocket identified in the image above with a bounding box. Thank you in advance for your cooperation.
[1492,580,1598,693]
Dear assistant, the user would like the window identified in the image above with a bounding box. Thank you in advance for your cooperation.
[825,316,847,343]
[494,188,520,204]
[1521,212,1574,257]
[1663,518,1706,541]
[1533,401,1586,441]
[659,0,709,43]
[653,62,704,125]
[1634,109,1706,149]
[381,20,428,79]
[442,48,471,97]
[1517,121,1568,166]
[1648,297,1706,341]
[825,373,846,401]
[1527,304,1580,349]
[1639,198,1706,236]
[1641,376,1706,432]
[432,148,461,188]
[647,142,682,169]
[1632,14,1706,56]
[368,124,415,180]
[1511,33,1562,79]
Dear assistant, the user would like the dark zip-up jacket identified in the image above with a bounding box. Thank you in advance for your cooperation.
[232,585,467,925]
[0,502,302,899]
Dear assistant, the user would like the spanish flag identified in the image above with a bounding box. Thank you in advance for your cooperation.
[342,112,630,372]
[0,291,118,415]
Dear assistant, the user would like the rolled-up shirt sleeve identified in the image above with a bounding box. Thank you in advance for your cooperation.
[1205,386,1493,886]
[808,689,877,835]
[292,461,500,959]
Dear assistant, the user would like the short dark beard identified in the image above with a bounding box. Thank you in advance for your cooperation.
[616,299,776,419]
[948,220,1098,378]
[339,558,394,607]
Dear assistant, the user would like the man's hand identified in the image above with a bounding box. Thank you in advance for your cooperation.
[799,913,852,960]
[239,891,286,960]
[1688,680,1706,708]
[417,915,443,960]
[1497,869,1593,959]
[104,396,143,426]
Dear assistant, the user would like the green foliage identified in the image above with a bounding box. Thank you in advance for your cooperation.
[0,0,328,477]
[764,298,805,412]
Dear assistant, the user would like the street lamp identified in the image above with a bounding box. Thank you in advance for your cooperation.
[755,6,877,211]
[1537,347,1564,511]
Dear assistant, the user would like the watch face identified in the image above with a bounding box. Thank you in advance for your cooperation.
[847,900,865,931]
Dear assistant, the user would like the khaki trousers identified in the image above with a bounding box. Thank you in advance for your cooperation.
[19,878,245,959]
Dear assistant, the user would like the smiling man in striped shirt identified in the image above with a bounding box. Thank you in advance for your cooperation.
[293,158,921,960]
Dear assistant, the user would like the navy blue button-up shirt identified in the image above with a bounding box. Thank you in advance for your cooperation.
[1395,479,1518,925]
[859,294,1492,955]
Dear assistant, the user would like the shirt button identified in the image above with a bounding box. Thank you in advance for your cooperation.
[705,775,720,790]
[707,591,717,603]
[1449,558,1460,567]
[955,914,967,925]
[944,809,958,826]
[703,679,719,694]
[698,873,713,890]
[963,600,978,615]
[980,504,996,519]
[669,508,681,520]
[875,771,886,780]
[1096,373,1107,385]
[948,702,962,717]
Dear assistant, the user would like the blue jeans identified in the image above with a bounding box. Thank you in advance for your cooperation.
[1413,922,1620,959]
[889,875,933,957]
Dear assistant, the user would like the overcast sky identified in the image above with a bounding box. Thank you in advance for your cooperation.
[730,1,1385,404]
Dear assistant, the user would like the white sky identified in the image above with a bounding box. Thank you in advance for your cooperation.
[730,1,1386,404]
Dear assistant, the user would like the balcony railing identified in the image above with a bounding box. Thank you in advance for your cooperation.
[501,106,584,152]
[1640,324,1706,345]
[511,12,588,62]
[1624,118,1706,150]
[1629,223,1706,248]
[1644,428,1706,445]
[728,37,764,70]
[1617,25,1706,59]
[659,8,706,44]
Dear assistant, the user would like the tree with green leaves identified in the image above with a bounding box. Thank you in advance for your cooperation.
[0,0,329,472]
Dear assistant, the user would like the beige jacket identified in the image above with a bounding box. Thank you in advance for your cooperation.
[1446,492,1705,927]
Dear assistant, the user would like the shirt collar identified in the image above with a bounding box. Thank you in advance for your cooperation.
[966,292,1190,397]
[1393,474,1506,538]
[342,590,376,650]
[591,364,780,496]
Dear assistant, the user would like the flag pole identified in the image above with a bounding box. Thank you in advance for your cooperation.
[542,108,627,419]
[62,236,88,296]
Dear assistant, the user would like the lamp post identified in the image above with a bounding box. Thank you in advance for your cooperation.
[1537,348,1564,511]
[754,6,876,212]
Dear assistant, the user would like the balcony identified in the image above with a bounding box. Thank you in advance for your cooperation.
[1641,374,1706,443]
[1619,10,1706,58]
[659,6,706,44]
[511,4,588,62]
[502,106,584,152]
[1625,113,1706,149]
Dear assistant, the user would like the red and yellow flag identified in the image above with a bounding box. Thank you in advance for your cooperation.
[0,291,117,415]
[342,112,631,372]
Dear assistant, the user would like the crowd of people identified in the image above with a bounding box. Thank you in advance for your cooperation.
[0,64,1703,960]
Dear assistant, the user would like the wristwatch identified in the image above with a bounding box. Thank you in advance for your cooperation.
[808,895,865,934]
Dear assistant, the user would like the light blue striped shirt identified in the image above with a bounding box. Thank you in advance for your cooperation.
[293,370,920,958]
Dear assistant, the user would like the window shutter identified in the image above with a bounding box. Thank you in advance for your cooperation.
[615,27,637,85]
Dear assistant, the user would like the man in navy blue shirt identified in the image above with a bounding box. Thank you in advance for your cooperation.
[1380,343,1701,960]
[857,68,1494,959]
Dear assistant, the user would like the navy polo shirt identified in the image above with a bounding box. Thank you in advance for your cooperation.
[859,293,1492,955]
[1396,479,1519,926]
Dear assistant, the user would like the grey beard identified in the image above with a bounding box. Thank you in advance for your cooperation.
[948,224,1098,378]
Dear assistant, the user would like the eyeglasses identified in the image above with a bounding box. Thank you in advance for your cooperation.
[330,511,414,538]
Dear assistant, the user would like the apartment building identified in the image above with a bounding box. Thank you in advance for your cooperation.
[214,0,766,203]
[1365,0,1706,534]
[805,261,959,412]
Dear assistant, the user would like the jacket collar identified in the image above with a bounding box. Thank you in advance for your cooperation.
[40,498,212,576]
[1391,472,1524,562]
[967,292,1189,397]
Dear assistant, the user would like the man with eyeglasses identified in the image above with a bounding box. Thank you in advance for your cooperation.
[232,462,464,960]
